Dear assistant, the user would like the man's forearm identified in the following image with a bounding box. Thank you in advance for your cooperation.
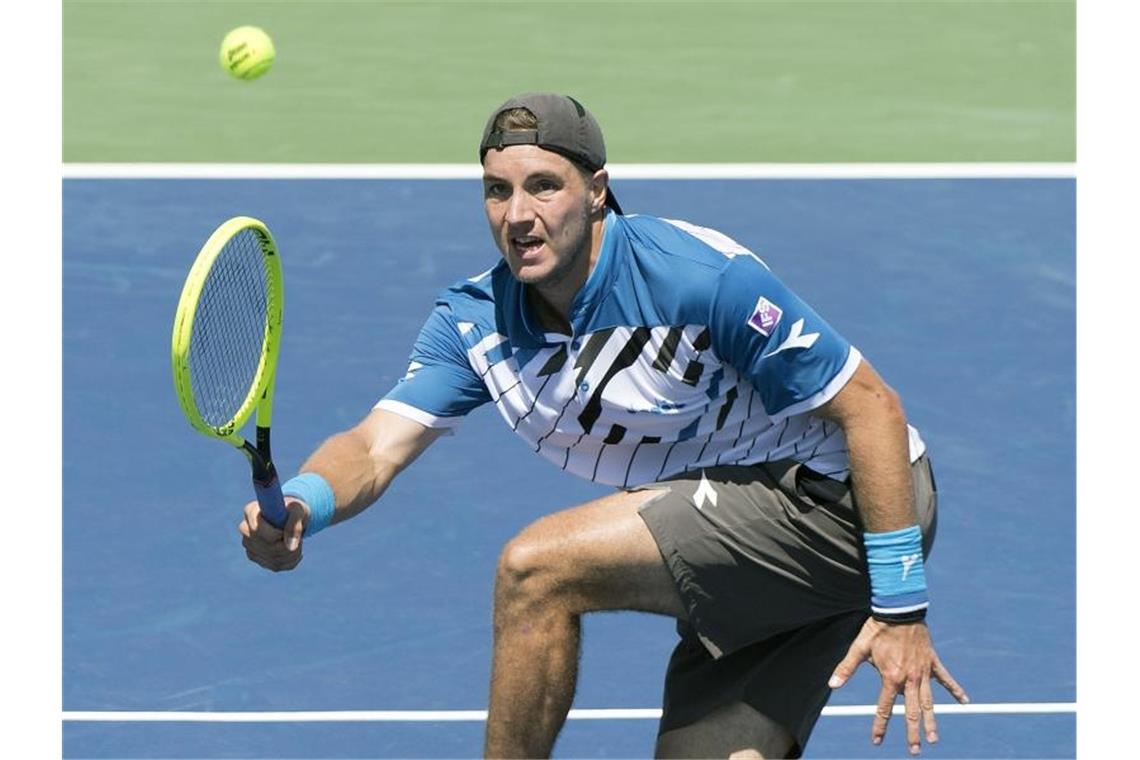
[815,361,916,532]
[297,427,401,526]
[840,388,916,533]
[291,409,446,528]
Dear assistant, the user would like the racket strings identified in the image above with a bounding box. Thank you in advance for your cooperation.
[188,230,271,428]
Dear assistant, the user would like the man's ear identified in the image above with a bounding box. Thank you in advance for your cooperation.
[591,169,609,214]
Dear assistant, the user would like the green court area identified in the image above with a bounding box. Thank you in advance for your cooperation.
[64,1,1073,163]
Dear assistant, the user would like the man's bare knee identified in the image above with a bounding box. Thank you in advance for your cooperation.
[727,751,764,760]
[494,530,574,616]
[496,534,546,588]
[494,492,685,619]
[655,701,795,759]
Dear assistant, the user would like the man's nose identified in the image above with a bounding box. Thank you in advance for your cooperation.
[504,190,536,226]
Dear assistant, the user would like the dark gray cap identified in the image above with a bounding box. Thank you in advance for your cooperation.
[479,92,622,214]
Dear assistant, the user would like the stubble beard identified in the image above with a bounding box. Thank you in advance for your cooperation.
[521,201,593,293]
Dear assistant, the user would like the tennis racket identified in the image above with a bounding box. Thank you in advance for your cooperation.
[171,216,288,528]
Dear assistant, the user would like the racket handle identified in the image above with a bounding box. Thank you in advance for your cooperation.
[253,474,289,529]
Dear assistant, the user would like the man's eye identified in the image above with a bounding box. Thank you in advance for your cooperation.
[485,183,508,197]
[535,180,558,193]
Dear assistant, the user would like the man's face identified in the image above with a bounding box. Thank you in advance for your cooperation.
[482,145,601,290]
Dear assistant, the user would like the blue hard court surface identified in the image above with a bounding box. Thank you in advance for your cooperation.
[63,178,1075,758]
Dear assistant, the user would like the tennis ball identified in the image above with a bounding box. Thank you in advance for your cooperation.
[219,26,275,81]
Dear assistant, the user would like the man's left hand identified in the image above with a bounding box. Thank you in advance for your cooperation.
[828,617,969,756]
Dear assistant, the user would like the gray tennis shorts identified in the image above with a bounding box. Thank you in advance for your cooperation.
[636,455,937,755]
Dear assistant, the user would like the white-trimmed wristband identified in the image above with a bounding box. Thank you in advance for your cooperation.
[864,525,929,623]
[281,472,336,537]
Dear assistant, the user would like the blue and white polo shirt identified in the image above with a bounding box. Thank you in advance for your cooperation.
[377,211,925,488]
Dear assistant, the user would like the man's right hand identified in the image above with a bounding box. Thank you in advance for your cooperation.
[238,498,309,572]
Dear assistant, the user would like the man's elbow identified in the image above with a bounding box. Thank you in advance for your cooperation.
[820,361,907,427]
[870,380,905,420]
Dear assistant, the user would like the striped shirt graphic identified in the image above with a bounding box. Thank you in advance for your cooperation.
[377,212,924,487]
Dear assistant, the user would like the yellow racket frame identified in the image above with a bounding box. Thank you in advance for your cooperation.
[171,216,284,449]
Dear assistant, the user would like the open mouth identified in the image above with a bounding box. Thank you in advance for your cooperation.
[511,235,545,257]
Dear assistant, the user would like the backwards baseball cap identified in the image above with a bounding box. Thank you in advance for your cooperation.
[479,92,622,214]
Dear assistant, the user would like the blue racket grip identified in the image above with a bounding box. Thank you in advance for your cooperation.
[253,474,289,530]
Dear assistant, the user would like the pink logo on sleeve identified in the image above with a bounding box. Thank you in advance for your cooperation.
[746,296,783,336]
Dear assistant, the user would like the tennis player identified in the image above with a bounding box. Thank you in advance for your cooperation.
[238,93,969,758]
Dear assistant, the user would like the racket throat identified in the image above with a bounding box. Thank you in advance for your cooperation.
[242,427,278,485]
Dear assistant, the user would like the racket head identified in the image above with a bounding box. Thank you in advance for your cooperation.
[171,216,284,444]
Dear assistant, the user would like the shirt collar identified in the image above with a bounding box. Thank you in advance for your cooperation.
[501,209,623,344]
[567,209,621,334]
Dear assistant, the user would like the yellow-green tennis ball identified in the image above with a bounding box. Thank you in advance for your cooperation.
[219,26,275,81]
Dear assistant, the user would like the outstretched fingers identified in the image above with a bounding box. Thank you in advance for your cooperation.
[829,621,875,689]
[932,653,970,704]
[903,677,923,755]
[871,681,896,747]
[920,675,939,744]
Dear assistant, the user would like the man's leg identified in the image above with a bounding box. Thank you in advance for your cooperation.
[484,488,685,758]
[655,701,795,759]
[637,457,939,760]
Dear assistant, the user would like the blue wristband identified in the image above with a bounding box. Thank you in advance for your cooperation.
[281,473,336,537]
[864,525,928,623]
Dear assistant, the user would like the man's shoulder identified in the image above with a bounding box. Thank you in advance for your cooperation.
[583,215,758,329]
[606,210,775,312]
[618,214,766,270]
[432,261,507,318]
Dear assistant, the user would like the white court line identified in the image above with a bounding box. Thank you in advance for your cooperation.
[63,703,1075,722]
[61,163,1076,180]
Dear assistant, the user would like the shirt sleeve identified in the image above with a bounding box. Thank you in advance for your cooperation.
[708,254,860,421]
[375,302,492,428]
